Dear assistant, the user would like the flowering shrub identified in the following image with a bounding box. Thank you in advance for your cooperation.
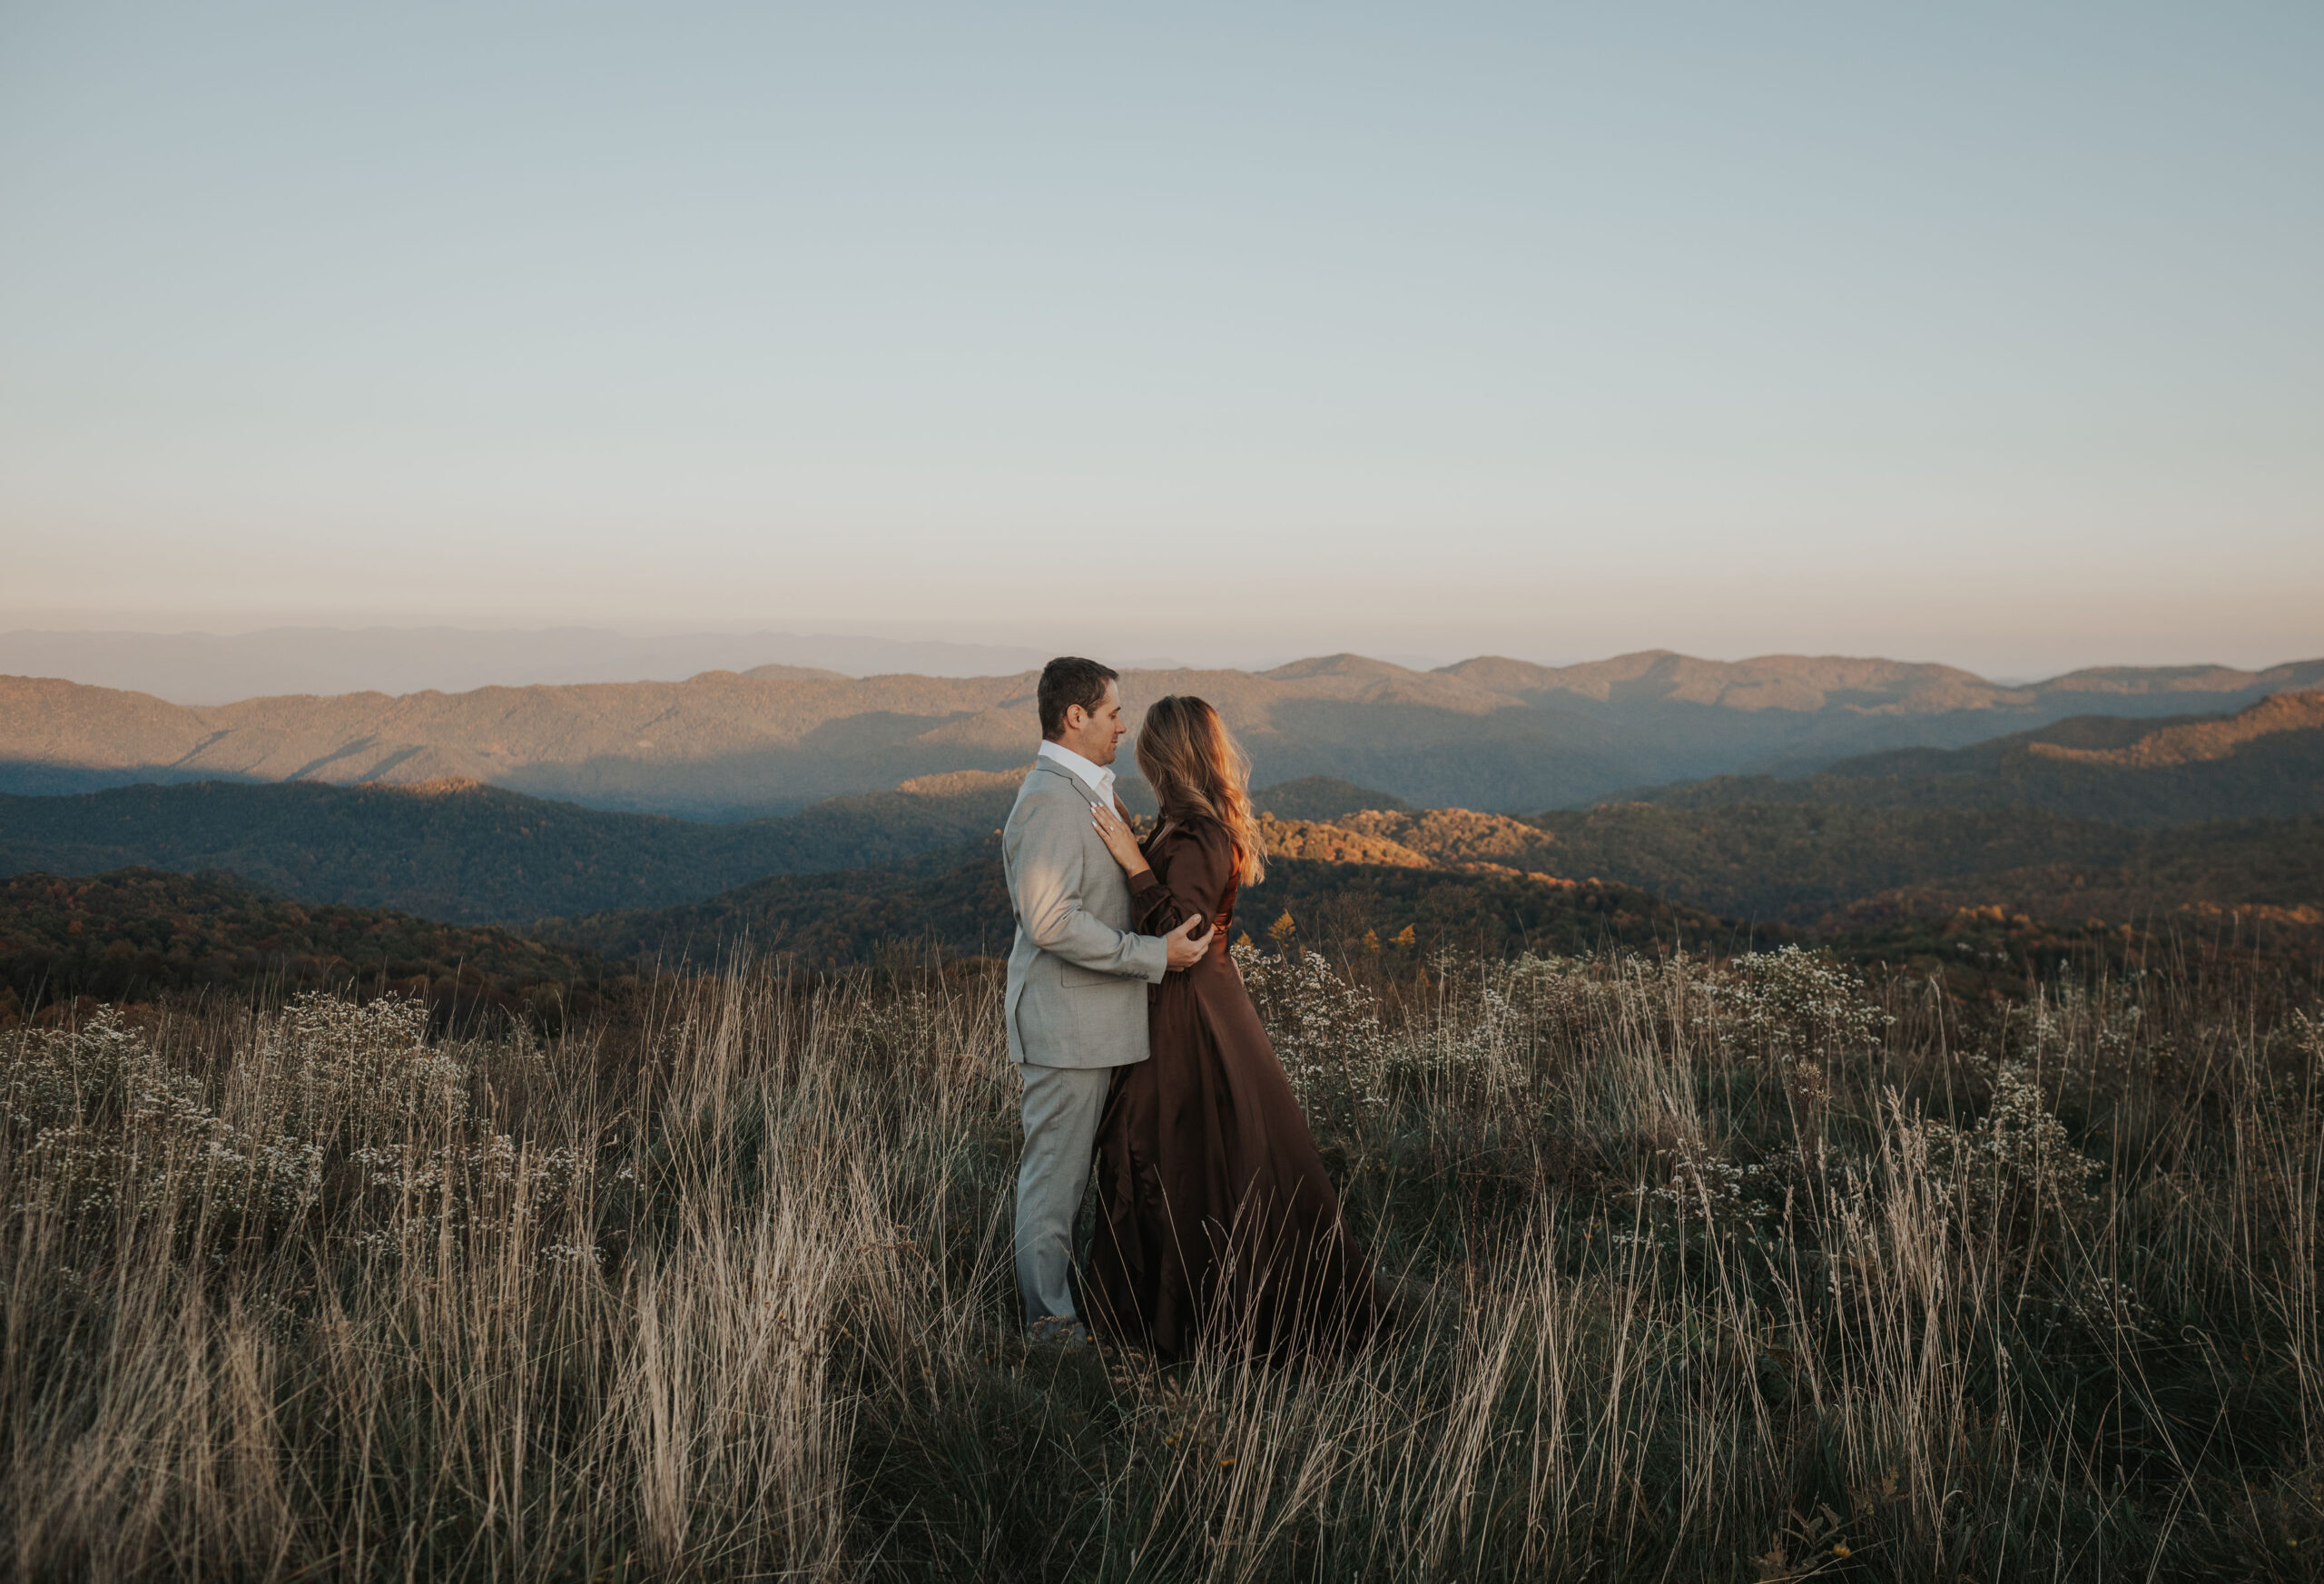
[2014,980,2159,1081]
[1713,948,1890,1097]
[343,1130,594,1246]
[2057,1272,2152,1342]
[5,1007,322,1228]
[1234,939,1391,1106]
[1904,1060,2102,1229]
[3,994,594,1254]
[1717,948,1888,1060]
[256,990,471,1139]
[1624,1140,1776,1245]
[1390,957,1538,1098]
[1499,952,1636,1040]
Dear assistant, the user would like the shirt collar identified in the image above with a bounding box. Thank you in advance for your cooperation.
[1037,739,1116,799]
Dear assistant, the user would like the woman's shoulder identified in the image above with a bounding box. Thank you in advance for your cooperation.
[1155,815,1236,871]
[1158,812,1230,845]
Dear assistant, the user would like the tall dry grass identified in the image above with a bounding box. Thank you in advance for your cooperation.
[1,943,2318,1579]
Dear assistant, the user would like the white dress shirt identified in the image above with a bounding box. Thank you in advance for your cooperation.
[1037,739,1117,803]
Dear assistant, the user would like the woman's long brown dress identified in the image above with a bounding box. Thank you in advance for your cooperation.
[1088,818,1377,1359]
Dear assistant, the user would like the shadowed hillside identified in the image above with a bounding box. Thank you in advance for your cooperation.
[0,774,1024,923]
[7,652,2317,818]
[0,771,1366,926]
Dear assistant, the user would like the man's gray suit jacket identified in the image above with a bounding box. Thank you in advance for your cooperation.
[1002,759,1168,1068]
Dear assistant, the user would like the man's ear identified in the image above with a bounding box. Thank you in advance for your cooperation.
[1063,703,1086,733]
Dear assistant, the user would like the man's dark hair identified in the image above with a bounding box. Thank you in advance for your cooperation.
[1038,656,1118,739]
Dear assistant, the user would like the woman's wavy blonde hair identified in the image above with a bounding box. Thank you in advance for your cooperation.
[1135,694,1266,886]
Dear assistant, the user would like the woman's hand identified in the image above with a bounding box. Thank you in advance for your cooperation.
[1090,802,1149,875]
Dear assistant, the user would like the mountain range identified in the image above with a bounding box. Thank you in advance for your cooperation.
[6,650,2319,818]
[0,626,1057,704]
[5,655,2318,984]
[6,685,2317,948]
[1630,687,2324,826]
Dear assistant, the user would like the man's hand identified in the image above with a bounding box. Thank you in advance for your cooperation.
[1164,911,1210,970]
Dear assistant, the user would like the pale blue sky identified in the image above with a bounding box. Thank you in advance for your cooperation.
[2,3,2318,674]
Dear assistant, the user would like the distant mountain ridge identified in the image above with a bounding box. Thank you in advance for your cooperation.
[1446,652,2324,713]
[1633,689,2324,827]
[0,625,1056,704]
[6,650,2317,819]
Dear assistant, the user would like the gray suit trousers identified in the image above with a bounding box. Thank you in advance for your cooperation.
[1014,1061,1113,1326]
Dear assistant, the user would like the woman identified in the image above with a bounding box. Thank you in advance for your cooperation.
[1085,694,1380,1359]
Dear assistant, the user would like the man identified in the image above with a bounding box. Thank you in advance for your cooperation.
[1003,656,1208,1347]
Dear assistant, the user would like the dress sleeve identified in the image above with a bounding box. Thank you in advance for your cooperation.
[1128,822,1235,941]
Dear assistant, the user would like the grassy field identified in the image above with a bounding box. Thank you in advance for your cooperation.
[2,940,2319,1579]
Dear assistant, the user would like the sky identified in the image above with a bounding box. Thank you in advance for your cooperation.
[2,2,2319,678]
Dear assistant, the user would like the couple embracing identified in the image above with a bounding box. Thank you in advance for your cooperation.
[1003,655,1385,1358]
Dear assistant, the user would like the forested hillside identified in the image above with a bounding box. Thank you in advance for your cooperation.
[1263,801,2323,930]
[0,774,1019,922]
[1529,804,2322,926]
[0,772,1395,924]
[0,870,616,1025]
